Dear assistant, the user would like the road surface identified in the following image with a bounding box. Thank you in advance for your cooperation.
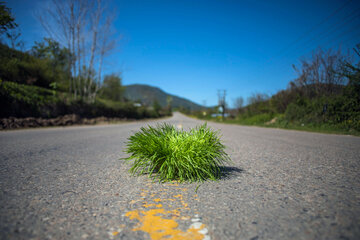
[1,112,359,240]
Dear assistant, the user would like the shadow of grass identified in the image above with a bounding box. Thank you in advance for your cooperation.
[220,166,244,180]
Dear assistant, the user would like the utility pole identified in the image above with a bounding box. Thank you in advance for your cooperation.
[217,89,227,120]
[202,99,207,117]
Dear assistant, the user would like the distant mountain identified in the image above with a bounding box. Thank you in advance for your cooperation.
[124,84,204,111]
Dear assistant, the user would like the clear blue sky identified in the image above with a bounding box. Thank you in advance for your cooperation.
[6,0,360,107]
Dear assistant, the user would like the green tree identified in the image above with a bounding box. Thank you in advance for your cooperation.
[341,45,360,88]
[166,95,173,111]
[31,38,71,63]
[99,74,124,101]
[246,92,270,116]
[0,2,23,49]
[0,43,54,88]
[336,44,360,129]
[30,38,72,91]
[0,2,17,37]
[153,99,161,117]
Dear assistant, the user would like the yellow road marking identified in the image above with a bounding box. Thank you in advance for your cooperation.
[125,208,205,240]
[123,181,209,240]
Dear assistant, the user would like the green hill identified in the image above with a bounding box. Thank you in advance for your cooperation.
[124,84,204,111]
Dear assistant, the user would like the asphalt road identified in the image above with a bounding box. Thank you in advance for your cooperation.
[1,112,359,240]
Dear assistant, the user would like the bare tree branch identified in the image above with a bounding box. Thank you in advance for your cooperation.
[37,0,119,102]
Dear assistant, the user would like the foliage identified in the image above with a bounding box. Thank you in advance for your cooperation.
[0,2,24,50]
[269,88,297,113]
[0,2,17,37]
[0,80,63,118]
[0,12,165,121]
[152,99,161,117]
[124,123,231,182]
[292,48,348,97]
[30,38,71,90]
[98,74,125,101]
[237,113,275,125]
[0,40,168,121]
[0,43,69,89]
[244,92,271,117]
[0,80,164,119]
[282,46,360,132]
[233,97,244,114]
[38,0,117,101]
[191,46,360,135]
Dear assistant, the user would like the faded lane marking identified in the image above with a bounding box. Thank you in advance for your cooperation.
[125,208,205,240]
[108,225,125,239]
[123,181,209,240]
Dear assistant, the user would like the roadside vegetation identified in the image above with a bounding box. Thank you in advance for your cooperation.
[189,47,360,136]
[124,123,231,182]
[0,2,170,124]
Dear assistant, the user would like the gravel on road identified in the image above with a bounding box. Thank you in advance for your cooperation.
[1,112,359,240]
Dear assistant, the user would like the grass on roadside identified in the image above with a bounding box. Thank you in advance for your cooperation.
[196,113,360,136]
[124,123,231,182]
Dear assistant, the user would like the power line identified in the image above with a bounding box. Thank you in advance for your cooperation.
[339,31,360,48]
[254,0,358,88]
[263,4,359,73]
[267,0,354,62]
[296,8,360,53]
[323,23,360,49]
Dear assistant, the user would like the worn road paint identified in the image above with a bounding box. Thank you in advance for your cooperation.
[125,208,205,240]
[123,181,209,240]
[108,226,124,239]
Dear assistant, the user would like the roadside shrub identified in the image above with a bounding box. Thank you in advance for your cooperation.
[0,80,62,118]
[124,123,231,182]
[237,113,274,125]
[285,102,307,122]
[0,44,58,88]
[0,81,160,119]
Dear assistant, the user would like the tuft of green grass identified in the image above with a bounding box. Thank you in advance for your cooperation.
[124,123,231,182]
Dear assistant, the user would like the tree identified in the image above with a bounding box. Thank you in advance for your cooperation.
[247,92,269,105]
[153,99,161,117]
[31,38,72,72]
[339,44,360,114]
[0,2,17,36]
[246,92,270,116]
[99,74,124,101]
[269,89,295,113]
[341,44,360,87]
[292,48,349,97]
[166,95,173,112]
[0,2,23,50]
[38,0,118,101]
[30,38,72,90]
[233,97,244,114]
[7,29,23,50]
